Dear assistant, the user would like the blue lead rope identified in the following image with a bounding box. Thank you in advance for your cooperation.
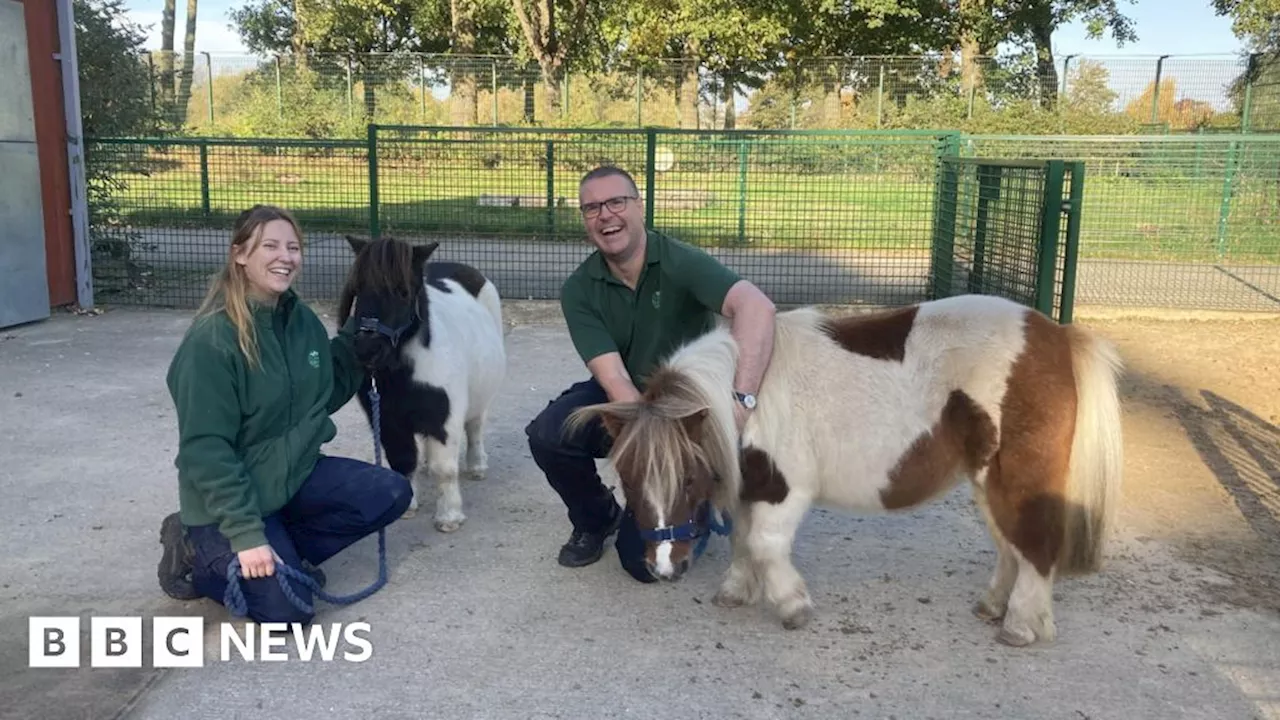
[223,376,391,618]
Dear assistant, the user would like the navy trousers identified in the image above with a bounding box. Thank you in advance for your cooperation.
[525,378,655,583]
[187,455,412,624]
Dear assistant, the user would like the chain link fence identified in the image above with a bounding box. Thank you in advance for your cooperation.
[142,51,1276,137]
[84,126,1278,313]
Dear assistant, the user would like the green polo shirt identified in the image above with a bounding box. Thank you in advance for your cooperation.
[560,230,741,389]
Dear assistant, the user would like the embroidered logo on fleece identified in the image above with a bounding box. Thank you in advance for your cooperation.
[651,291,661,309]
[308,350,320,368]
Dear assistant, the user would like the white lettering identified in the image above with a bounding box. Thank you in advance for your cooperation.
[221,623,254,661]
[343,622,373,662]
[292,623,342,661]
[258,623,289,661]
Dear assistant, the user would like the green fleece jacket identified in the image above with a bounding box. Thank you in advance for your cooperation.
[165,289,365,552]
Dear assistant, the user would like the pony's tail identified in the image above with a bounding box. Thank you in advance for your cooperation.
[1058,324,1125,575]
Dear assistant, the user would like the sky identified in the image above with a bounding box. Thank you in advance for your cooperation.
[118,0,1247,58]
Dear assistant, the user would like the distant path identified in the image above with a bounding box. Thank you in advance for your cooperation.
[99,229,1280,312]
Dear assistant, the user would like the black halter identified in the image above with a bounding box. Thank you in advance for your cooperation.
[357,288,426,348]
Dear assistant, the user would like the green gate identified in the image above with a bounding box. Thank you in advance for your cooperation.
[929,156,1085,324]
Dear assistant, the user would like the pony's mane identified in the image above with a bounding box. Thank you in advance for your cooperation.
[337,237,418,324]
[570,325,743,515]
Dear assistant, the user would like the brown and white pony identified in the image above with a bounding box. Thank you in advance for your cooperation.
[568,294,1124,647]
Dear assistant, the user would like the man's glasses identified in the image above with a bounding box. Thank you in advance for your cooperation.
[580,195,637,219]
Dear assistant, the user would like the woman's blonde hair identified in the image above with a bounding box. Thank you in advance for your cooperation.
[194,204,304,368]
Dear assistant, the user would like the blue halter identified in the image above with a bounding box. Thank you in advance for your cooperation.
[638,500,734,560]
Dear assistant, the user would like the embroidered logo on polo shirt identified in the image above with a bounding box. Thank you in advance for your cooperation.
[652,291,661,309]
[308,350,320,368]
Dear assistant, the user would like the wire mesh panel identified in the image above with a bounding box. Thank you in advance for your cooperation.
[963,135,1280,311]
[930,157,1081,322]
[372,126,955,307]
[85,136,371,308]
[372,125,651,300]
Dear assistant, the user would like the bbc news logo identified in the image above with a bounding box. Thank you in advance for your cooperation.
[29,617,373,667]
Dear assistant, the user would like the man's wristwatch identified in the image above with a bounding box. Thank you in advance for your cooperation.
[733,391,757,410]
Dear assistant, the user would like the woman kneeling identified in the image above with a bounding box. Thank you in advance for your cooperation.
[156,204,411,624]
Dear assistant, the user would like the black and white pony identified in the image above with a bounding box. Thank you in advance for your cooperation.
[338,235,507,533]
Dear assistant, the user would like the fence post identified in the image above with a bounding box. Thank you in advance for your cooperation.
[203,52,213,124]
[1241,53,1258,132]
[1216,139,1239,260]
[1150,55,1169,125]
[275,56,282,120]
[368,124,380,239]
[644,129,657,229]
[737,138,749,245]
[420,56,427,122]
[929,134,961,300]
[1035,160,1066,318]
[199,140,210,217]
[545,140,555,239]
[969,164,1001,294]
[1058,161,1085,324]
[877,65,885,128]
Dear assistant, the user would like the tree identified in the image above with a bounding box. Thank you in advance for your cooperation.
[1212,0,1279,130]
[996,0,1137,108]
[1211,0,1279,51]
[1063,58,1116,113]
[75,0,160,137]
[229,0,447,118]
[509,0,594,117]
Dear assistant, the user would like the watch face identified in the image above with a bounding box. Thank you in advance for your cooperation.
[741,393,756,409]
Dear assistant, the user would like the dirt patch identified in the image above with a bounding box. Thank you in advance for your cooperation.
[1074,309,1280,615]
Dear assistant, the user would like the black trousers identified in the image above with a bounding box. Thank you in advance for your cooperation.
[524,378,654,583]
[187,454,412,624]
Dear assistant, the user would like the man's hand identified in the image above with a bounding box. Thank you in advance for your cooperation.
[237,544,275,578]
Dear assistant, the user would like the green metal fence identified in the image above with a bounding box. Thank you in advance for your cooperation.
[83,125,1279,314]
[930,157,1083,323]
[85,126,956,309]
[960,134,1280,311]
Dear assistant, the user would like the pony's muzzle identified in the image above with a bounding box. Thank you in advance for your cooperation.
[646,556,691,581]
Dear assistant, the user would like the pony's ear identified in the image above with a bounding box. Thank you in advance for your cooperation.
[598,408,632,440]
[411,241,440,275]
[566,402,636,441]
[345,235,368,254]
[680,407,709,443]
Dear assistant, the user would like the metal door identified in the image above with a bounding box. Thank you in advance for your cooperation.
[0,0,51,329]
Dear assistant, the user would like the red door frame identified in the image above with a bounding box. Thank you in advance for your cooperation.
[20,0,75,307]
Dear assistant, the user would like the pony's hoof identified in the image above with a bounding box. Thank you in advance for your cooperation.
[401,506,419,519]
[781,605,813,630]
[434,518,465,533]
[712,589,748,608]
[973,599,1005,623]
[465,467,487,481]
[996,625,1037,647]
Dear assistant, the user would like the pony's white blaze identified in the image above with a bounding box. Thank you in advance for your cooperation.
[652,508,675,577]
[617,293,1124,647]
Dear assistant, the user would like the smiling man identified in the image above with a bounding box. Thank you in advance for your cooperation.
[524,165,776,581]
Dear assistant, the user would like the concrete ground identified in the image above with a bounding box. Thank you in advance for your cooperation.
[2,301,1279,720]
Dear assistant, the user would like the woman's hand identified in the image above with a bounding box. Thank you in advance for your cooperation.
[237,544,276,578]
